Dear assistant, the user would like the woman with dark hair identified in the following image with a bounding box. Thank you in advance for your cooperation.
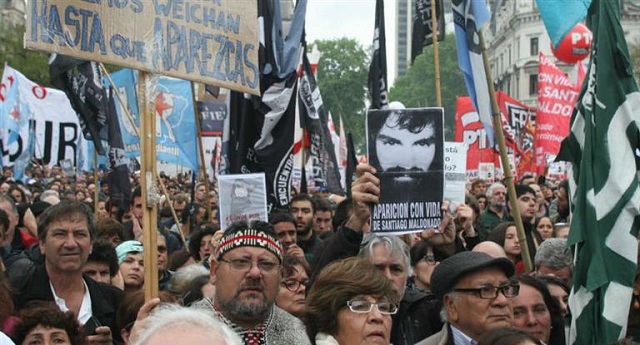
[409,241,448,292]
[188,227,218,262]
[477,327,541,345]
[488,221,524,273]
[535,216,554,240]
[510,275,565,345]
[115,290,177,344]
[8,185,27,204]
[277,255,310,319]
[305,257,399,345]
[13,302,86,345]
[0,270,18,337]
[538,275,570,317]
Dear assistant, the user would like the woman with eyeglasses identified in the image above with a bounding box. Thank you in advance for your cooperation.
[510,275,565,345]
[305,257,399,345]
[276,255,310,319]
[409,241,447,292]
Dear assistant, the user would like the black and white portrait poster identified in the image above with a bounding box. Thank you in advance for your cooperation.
[218,173,268,230]
[366,107,445,234]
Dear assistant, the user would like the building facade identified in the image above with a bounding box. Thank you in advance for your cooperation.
[0,0,25,28]
[487,0,640,106]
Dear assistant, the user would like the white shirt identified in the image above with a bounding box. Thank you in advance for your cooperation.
[0,332,15,345]
[49,279,93,324]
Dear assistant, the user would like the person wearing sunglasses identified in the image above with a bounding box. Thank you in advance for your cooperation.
[276,255,310,319]
[306,257,399,345]
[417,251,518,345]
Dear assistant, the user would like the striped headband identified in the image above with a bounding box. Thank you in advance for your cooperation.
[215,228,283,263]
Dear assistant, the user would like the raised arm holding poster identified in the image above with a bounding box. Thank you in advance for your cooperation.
[218,173,268,231]
[366,107,444,234]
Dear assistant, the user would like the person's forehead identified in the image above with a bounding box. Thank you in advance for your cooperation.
[370,243,405,265]
[315,210,331,217]
[456,266,508,287]
[124,252,144,260]
[225,246,278,260]
[291,200,312,209]
[518,192,535,199]
[274,221,296,232]
[47,217,88,229]
[157,236,167,245]
[85,261,110,270]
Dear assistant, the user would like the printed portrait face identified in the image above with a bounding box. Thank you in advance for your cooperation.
[375,111,436,173]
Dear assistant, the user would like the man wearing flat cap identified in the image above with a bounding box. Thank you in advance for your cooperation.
[417,251,518,345]
[207,219,311,344]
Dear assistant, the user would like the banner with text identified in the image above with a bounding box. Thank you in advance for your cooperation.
[0,65,92,171]
[26,0,259,94]
[536,53,579,176]
[455,97,497,181]
[218,173,268,231]
[497,91,537,178]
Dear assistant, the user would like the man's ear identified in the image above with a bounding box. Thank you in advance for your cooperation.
[209,258,218,285]
[443,294,459,323]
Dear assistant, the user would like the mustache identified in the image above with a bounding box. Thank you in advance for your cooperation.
[237,279,265,294]
[384,167,425,173]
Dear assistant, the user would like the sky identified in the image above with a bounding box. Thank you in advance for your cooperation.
[304,0,398,85]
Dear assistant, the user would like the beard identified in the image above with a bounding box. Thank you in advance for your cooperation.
[218,279,271,322]
[297,221,312,238]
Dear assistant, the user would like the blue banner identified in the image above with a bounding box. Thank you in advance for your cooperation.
[108,69,199,171]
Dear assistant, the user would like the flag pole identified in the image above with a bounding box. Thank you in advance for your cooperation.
[138,71,159,300]
[430,0,442,106]
[93,150,99,216]
[157,176,189,252]
[190,82,213,222]
[478,30,533,272]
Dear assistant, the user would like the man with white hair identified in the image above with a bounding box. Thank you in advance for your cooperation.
[479,182,509,238]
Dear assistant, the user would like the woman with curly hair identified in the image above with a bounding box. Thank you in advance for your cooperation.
[12,302,86,345]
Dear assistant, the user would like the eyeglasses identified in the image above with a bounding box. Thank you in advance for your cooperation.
[157,246,167,253]
[282,279,309,292]
[453,283,520,299]
[347,300,398,315]
[422,255,436,265]
[219,258,280,274]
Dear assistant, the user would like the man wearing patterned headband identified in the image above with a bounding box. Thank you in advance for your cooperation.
[208,220,311,344]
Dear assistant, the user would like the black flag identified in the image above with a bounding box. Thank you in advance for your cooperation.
[49,55,108,155]
[346,133,358,197]
[298,48,345,196]
[368,0,389,110]
[221,0,306,210]
[106,87,131,211]
[411,0,445,63]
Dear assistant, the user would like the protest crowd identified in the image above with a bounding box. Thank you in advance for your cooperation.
[1,0,640,342]
[0,161,637,345]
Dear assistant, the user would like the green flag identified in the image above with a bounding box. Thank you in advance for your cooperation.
[557,0,640,343]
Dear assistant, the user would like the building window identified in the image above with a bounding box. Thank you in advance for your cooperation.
[529,74,538,95]
[530,37,539,56]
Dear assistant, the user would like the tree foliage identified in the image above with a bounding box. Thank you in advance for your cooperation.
[0,24,50,86]
[312,38,369,152]
[389,34,464,140]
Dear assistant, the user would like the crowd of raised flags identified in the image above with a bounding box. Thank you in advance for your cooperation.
[1,0,640,343]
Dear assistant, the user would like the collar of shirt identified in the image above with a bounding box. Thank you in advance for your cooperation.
[49,279,93,324]
[450,324,477,345]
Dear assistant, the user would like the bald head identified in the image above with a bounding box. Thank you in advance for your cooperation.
[472,241,507,258]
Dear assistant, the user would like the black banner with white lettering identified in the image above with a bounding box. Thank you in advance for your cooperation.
[411,0,445,63]
[368,0,389,110]
[299,49,344,196]
[49,55,107,155]
[106,87,131,211]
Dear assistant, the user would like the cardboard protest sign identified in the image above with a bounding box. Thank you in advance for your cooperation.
[218,173,268,230]
[366,107,444,235]
[444,142,467,210]
[25,0,259,95]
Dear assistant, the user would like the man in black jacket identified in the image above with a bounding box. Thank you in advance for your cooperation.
[11,201,123,344]
[311,164,452,345]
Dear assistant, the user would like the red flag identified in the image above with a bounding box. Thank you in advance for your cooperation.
[496,91,537,179]
[535,53,580,176]
[455,97,496,181]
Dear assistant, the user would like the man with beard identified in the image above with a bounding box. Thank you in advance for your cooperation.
[479,182,509,239]
[507,184,541,263]
[209,220,310,344]
[290,194,322,264]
